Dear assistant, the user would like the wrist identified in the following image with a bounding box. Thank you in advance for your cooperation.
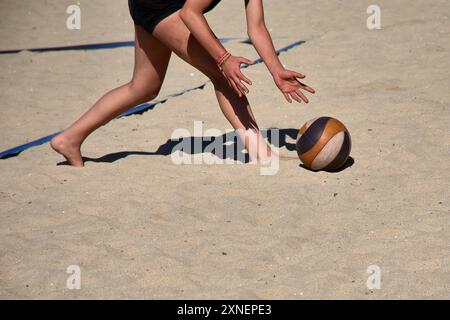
[272,68,286,88]
[217,51,231,71]
[270,65,285,78]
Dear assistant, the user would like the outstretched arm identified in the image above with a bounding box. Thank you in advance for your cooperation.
[245,0,315,103]
[180,0,253,97]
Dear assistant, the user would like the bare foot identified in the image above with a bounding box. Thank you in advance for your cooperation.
[50,132,84,167]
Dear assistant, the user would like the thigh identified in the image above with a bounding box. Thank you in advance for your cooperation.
[151,13,261,134]
[132,24,172,92]
[151,12,222,84]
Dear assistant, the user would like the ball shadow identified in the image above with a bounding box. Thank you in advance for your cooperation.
[299,156,355,173]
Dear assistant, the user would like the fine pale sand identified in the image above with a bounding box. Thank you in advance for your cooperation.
[0,0,449,299]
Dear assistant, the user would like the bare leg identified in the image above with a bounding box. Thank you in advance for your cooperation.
[152,12,273,161]
[51,25,172,166]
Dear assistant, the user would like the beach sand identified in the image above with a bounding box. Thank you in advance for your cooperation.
[0,0,449,299]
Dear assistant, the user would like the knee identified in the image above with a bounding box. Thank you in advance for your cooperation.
[128,79,161,103]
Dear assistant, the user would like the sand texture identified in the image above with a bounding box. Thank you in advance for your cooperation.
[0,0,449,299]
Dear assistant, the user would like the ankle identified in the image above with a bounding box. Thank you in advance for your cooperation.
[53,130,82,147]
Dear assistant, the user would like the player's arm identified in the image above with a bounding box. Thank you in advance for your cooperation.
[245,0,315,103]
[180,0,253,97]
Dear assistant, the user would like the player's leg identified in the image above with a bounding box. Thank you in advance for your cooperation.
[152,12,273,161]
[51,25,172,166]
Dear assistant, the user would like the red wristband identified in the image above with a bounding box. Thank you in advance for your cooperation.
[216,51,230,65]
[217,52,231,70]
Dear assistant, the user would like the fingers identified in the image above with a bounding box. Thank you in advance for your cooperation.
[297,81,316,94]
[286,89,309,104]
[295,89,309,103]
[291,70,305,79]
[230,79,242,97]
[233,70,252,97]
[234,77,249,95]
[287,69,315,93]
[284,93,292,103]
[226,76,247,98]
[238,70,252,85]
[290,91,304,104]
[224,73,249,97]
[221,57,253,97]
[238,57,254,66]
[223,74,241,97]
[279,70,315,104]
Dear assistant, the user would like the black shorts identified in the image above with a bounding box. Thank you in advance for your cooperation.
[128,0,221,34]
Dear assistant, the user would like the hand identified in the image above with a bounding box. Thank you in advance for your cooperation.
[273,69,315,104]
[220,55,254,97]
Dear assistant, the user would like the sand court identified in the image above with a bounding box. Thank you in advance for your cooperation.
[0,0,449,299]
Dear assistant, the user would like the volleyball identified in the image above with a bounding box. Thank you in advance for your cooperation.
[296,117,352,171]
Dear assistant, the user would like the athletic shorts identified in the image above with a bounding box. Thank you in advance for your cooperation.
[128,0,221,34]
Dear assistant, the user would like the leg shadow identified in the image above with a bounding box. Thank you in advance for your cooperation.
[57,128,354,172]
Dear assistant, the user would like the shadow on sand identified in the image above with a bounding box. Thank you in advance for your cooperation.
[58,128,354,172]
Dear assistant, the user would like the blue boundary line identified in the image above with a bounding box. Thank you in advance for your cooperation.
[0,40,305,159]
[0,41,135,55]
[0,37,252,55]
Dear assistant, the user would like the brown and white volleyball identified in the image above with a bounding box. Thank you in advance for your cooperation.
[296,117,352,171]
